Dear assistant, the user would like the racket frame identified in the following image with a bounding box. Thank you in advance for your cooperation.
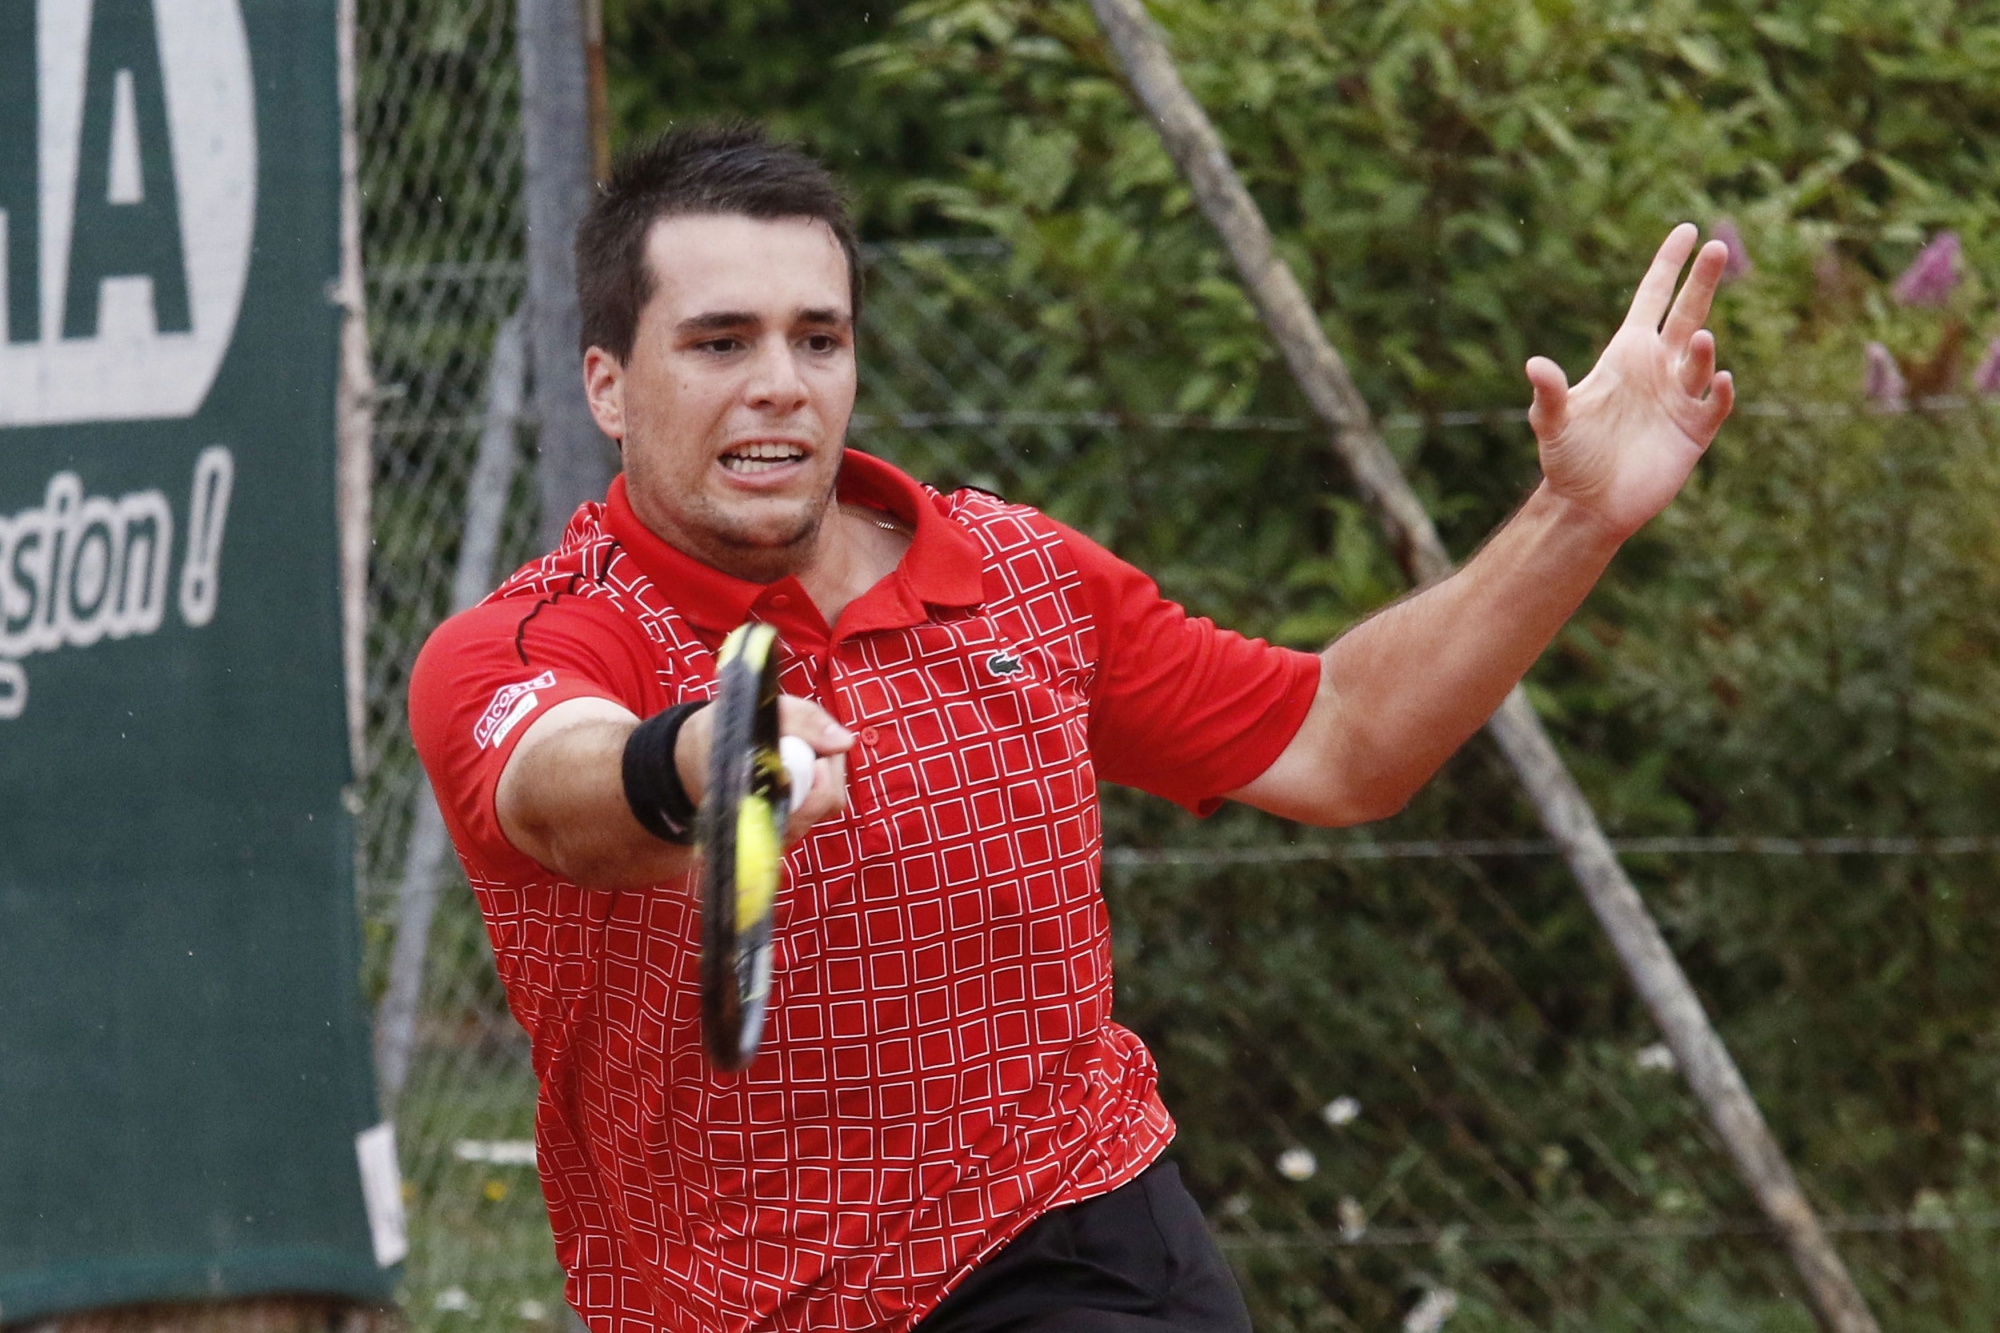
[698,622,791,1071]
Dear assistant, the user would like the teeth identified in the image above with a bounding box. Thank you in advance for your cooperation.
[721,443,806,474]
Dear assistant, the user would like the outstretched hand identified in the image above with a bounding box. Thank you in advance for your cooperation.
[1526,223,1736,541]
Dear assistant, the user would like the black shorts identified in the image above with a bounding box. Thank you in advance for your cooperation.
[914,1161,1254,1333]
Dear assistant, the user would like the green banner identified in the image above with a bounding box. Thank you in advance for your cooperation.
[0,0,396,1319]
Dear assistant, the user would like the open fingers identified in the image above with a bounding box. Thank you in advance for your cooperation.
[1660,241,1728,351]
[1525,355,1570,442]
[1622,223,1700,335]
[1680,368,1736,445]
[1678,330,1716,397]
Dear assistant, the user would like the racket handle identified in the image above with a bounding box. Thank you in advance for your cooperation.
[779,735,817,819]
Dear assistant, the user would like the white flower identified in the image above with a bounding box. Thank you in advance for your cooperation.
[1275,1147,1317,1181]
[1911,1187,1952,1222]
[434,1288,477,1314]
[1321,1095,1361,1127]
[517,1301,550,1321]
[1403,1287,1460,1333]
[1337,1195,1367,1241]
[1635,1042,1677,1073]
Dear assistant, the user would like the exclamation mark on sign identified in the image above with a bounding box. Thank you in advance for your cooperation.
[179,446,234,628]
[0,660,24,720]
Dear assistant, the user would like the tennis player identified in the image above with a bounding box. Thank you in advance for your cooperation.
[408,124,1733,1333]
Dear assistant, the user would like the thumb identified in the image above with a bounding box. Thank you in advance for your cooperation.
[1525,356,1569,443]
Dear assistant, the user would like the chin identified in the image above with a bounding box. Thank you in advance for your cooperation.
[717,500,827,554]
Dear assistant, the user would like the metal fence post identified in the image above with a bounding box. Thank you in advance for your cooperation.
[374,313,528,1110]
[515,0,614,551]
[336,0,373,778]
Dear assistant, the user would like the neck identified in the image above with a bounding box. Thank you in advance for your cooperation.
[629,487,909,629]
[798,505,912,628]
[635,487,837,588]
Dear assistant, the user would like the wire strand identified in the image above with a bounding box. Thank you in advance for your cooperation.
[1105,835,2000,870]
[849,395,1999,437]
[1216,1210,2000,1251]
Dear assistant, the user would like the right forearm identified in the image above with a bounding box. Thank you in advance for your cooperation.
[494,690,854,889]
[497,707,698,889]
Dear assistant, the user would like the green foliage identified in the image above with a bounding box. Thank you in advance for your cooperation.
[849,0,2000,546]
[1584,247,2000,1209]
[602,0,972,234]
[397,1000,565,1331]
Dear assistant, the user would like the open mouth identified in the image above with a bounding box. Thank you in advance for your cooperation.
[719,442,809,476]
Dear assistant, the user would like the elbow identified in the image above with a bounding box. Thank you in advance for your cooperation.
[541,832,691,891]
[1316,784,1415,828]
[1235,713,1441,826]
[542,840,621,889]
[1319,726,1460,824]
[1261,782,1410,829]
[1304,760,1426,827]
[1346,786,1417,826]
[504,804,635,889]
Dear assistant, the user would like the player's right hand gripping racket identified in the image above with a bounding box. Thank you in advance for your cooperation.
[699,622,816,1072]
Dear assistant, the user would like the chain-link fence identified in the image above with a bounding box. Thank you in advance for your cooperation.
[353,6,2000,1332]
[354,2,550,1322]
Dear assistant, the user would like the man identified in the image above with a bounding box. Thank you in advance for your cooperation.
[409,124,1733,1332]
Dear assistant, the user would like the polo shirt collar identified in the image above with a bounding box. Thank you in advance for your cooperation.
[601,448,985,639]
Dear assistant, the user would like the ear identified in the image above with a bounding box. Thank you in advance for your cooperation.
[583,345,626,441]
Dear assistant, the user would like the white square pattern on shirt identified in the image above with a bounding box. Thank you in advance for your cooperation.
[458,491,1173,1333]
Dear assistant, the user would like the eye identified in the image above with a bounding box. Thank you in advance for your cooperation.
[696,337,743,354]
[802,333,842,354]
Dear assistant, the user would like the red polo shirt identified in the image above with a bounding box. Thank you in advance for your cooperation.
[409,450,1320,1333]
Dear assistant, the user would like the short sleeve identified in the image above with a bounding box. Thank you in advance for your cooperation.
[408,594,665,873]
[1052,521,1322,816]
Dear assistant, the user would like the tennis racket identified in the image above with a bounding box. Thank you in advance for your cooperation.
[699,622,815,1072]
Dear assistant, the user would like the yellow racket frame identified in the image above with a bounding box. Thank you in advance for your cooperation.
[698,622,794,1071]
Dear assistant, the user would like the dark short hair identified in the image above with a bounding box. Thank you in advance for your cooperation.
[575,123,863,361]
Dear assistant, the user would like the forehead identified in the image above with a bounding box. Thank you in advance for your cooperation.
[640,213,851,320]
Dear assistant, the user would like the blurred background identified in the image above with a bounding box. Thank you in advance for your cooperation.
[353,2,2000,1329]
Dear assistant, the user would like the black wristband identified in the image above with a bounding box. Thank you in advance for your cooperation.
[622,701,708,845]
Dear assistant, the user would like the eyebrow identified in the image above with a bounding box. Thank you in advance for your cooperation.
[674,308,852,337]
[676,311,758,336]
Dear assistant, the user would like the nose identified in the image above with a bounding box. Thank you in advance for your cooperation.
[744,334,808,414]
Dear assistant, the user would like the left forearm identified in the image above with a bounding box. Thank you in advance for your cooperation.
[1336,483,1622,805]
[1291,483,1623,822]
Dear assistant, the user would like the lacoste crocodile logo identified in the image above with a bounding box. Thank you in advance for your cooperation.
[986,651,1024,677]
